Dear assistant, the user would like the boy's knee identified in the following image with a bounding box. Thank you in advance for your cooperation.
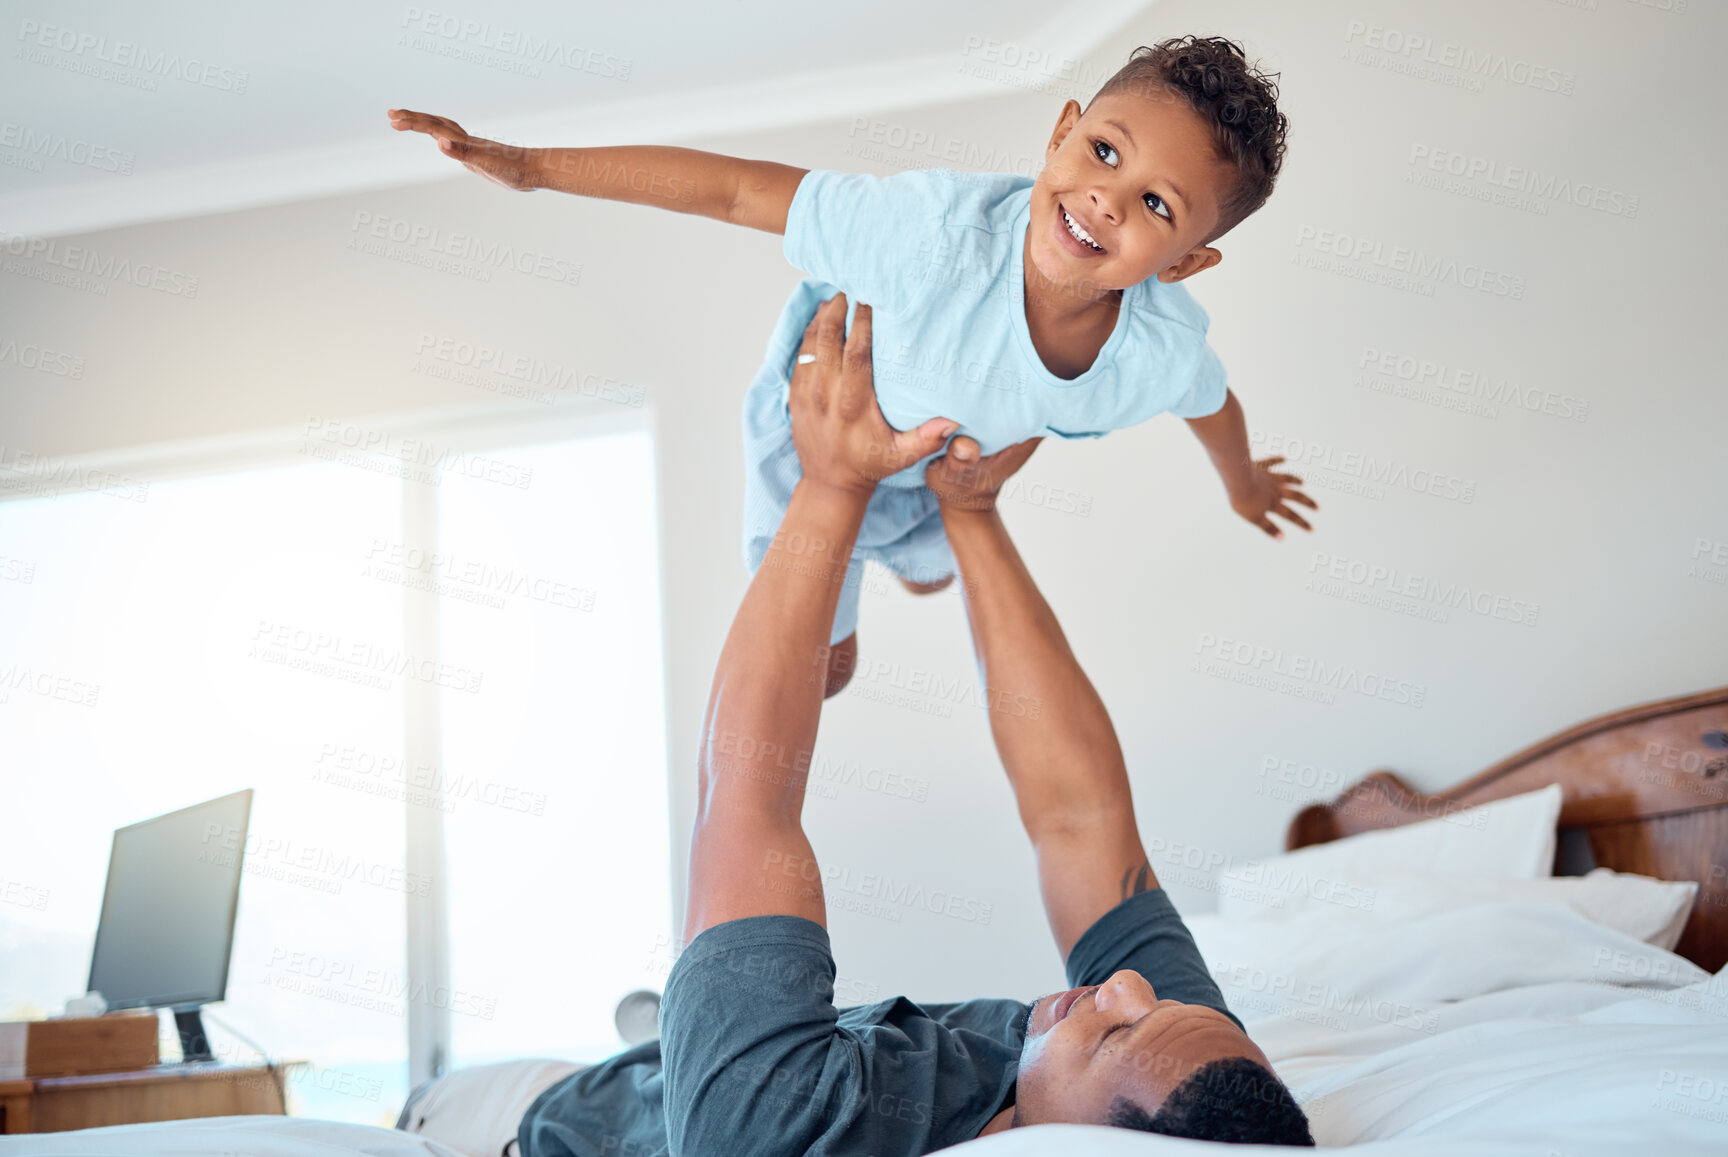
[899,573,955,596]
[824,634,857,699]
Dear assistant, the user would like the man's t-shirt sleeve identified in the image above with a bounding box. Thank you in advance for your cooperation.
[782,168,953,315]
[1064,889,1243,1031]
[660,915,853,1157]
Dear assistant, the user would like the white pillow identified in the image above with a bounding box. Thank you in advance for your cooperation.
[1217,784,1563,917]
[1224,866,1696,950]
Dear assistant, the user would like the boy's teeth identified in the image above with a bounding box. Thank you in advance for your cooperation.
[1062,207,1102,251]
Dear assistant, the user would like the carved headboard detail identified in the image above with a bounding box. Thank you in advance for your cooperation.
[1286,687,1728,971]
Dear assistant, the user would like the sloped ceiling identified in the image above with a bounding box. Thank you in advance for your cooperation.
[2,0,1155,238]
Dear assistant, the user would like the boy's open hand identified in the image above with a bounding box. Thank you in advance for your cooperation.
[925,436,1043,513]
[387,109,538,191]
[1230,455,1317,539]
[788,294,958,499]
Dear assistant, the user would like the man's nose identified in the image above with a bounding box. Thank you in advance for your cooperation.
[1095,969,1157,1014]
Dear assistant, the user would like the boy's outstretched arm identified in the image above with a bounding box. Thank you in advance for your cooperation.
[1183,388,1318,539]
[388,109,807,233]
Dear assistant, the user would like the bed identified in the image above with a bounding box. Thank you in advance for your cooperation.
[6,687,1727,1155]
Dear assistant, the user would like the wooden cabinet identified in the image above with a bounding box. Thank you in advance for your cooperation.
[0,1061,303,1133]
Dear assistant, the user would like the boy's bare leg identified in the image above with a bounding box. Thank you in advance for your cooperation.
[825,633,858,699]
[898,575,955,595]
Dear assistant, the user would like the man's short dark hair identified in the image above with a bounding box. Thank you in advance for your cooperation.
[1106,1057,1315,1146]
[1089,35,1290,244]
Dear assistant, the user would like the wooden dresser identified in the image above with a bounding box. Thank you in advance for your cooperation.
[0,1061,302,1133]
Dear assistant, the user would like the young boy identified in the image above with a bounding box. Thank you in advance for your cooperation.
[390,35,1316,695]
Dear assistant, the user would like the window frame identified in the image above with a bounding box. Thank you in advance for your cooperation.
[0,402,666,1087]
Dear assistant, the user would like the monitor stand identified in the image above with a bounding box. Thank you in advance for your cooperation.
[174,1008,214,1063]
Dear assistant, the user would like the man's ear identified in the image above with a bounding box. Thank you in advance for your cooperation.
[1045,100,1084,160]
[1158,246,1223,284]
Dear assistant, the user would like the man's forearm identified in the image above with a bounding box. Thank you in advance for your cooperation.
[939,505,1136,834]
[682,479,865,938]
[530,144,806,232]
[1183,388,1254,495]
[700,480,865,816]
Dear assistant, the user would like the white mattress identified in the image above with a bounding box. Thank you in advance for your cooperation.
[5,898,1725,1155]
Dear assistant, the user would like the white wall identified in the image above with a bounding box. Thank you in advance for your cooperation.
[4,0,1725,1008]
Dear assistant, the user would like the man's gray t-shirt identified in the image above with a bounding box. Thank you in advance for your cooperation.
[518,889,1237,1157]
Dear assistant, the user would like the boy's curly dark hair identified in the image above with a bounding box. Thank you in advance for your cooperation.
[1089,36,1289,243]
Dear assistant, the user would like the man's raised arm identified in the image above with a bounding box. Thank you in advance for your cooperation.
[681,295,956,943]
[927,442,1156,961]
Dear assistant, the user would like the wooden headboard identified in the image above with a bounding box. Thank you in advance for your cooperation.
[1286,686,1728,972]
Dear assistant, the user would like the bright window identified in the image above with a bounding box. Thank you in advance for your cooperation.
[0,425,669,1124]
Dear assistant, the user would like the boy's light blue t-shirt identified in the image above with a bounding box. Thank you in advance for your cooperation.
[739,167,1228,643]
[767,167,1228,487]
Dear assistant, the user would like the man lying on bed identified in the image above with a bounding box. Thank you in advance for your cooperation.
[403,293,1314,1155]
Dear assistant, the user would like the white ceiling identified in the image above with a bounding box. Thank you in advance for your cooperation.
[4,0,1154,238]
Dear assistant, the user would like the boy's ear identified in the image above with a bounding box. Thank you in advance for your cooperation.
[1158,246,1223,284]
[1045,100,1084,159]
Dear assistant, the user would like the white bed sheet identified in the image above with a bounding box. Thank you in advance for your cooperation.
[5,900,1725,1156]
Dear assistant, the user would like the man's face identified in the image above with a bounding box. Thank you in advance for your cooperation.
[1027,86,1235,293]
[1013,968,1274,1126]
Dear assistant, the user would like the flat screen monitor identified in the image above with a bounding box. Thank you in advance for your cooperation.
[87,790,252,1057]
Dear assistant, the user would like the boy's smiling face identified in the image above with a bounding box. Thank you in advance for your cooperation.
[1028,85,1236,293]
